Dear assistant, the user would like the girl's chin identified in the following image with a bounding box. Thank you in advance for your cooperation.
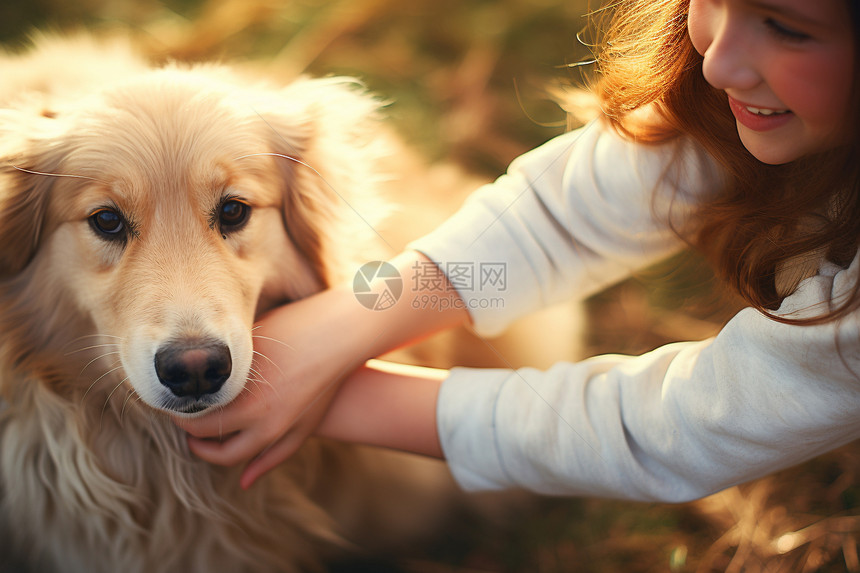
[738,126,801,165]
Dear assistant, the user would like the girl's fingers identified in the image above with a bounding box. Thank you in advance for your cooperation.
[175,412,243,439]
[239,433,305,489]
[185,435,232,464]
[186,428,269,467]
[173,389,265,438]
[239,398,333,488]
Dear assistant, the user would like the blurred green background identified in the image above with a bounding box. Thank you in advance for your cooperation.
[0,0,594,174]
[1,1,857,571]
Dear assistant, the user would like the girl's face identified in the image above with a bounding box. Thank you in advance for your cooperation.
[688,0,855,165]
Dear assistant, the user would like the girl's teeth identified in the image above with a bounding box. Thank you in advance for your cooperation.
[746,106,789,116]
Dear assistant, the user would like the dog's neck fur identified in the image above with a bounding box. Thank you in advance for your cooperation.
[0,362,344,573]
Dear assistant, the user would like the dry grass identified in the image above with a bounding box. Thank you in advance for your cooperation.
[2,1,858,571]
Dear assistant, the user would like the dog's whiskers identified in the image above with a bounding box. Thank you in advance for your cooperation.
[67,333,124,341]
[120,386,138,422]
[251,334,296,351]
[101,376,130,427]
[10,165,108,184]
[241,380,262,401]
[65,342,120,357]
[251,349,288,387]
[245,372,277,392]
[62,333,124,354]
[246,365,274,391]
[233,152,320,180]
[81,361,125,406]
[77,350,121,379]
[251,345,286,366]
[247,369,273,393]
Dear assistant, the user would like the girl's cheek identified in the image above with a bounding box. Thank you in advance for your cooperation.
[779,56,852,123]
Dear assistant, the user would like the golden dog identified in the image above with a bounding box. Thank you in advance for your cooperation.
[0,35,457,572]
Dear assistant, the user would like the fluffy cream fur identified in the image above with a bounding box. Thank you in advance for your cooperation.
[0,35,455,572]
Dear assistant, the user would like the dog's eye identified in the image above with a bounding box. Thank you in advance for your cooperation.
[89,208,126,239]
[219,200,251,232]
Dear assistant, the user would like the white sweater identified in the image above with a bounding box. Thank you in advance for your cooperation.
[409,120,860,502]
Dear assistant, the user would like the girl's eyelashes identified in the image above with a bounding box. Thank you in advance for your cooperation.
[764,18,811,42]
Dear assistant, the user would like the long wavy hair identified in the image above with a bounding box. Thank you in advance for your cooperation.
[588,0,860,323]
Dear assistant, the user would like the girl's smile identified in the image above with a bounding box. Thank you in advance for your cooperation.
[727,96,792,132]
[687,0,855,165]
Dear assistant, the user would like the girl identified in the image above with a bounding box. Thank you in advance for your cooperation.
[176,0,860,501]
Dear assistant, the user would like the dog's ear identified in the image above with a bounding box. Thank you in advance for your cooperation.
[0,164,54,277]
[255,78,390,288]
[0,115,65,277]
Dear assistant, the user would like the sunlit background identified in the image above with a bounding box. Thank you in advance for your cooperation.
[1,1,858,571]
[0,0,596,173]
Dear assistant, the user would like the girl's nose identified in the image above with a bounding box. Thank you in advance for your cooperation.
[700,15,761,92]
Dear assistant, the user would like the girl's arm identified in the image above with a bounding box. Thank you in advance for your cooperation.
[430,260,860,500]
[319,263,860,503]
[315,360,447,459]
[176,120,719,487]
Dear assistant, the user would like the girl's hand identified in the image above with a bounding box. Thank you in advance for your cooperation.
[172,287,368,489]
[172,251,469,488]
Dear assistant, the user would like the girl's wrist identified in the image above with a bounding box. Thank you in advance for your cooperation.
[302,250,469,369]
[352,250,471,359]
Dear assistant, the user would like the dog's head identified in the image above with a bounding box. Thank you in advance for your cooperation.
[0,61,384,416]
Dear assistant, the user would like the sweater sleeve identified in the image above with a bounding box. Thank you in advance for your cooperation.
[437,255,860,500]
[407,119,723,336]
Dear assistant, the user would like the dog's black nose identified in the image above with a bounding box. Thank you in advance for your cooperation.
[154,339,232,398]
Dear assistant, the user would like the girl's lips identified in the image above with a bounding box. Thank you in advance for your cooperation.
[727,96,793,132]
